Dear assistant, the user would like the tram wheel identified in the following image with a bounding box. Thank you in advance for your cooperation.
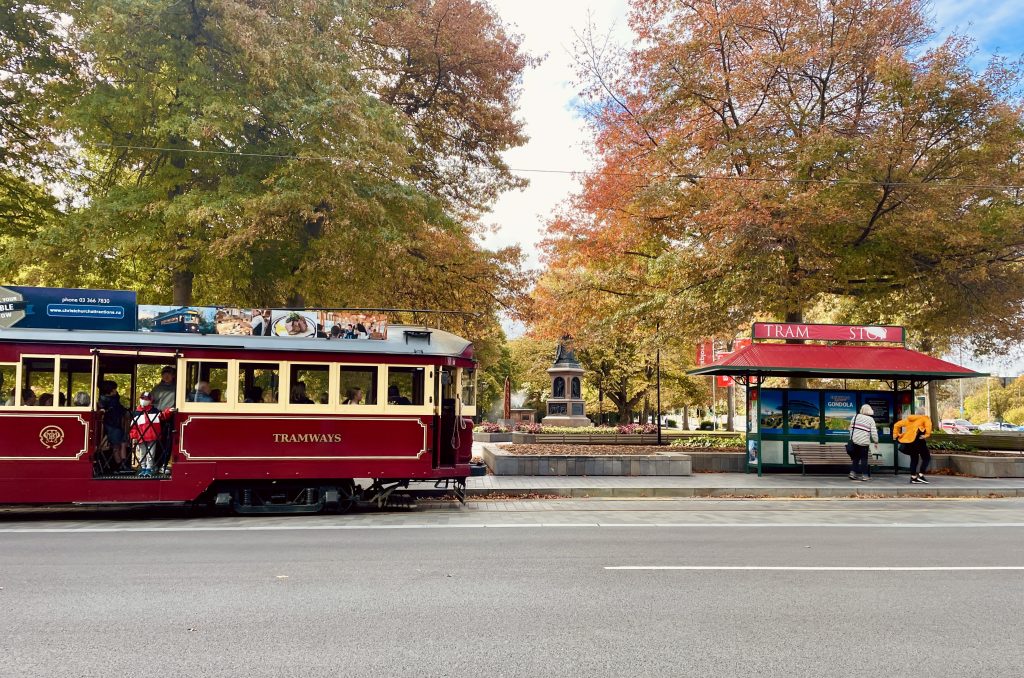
[337,479,357,514]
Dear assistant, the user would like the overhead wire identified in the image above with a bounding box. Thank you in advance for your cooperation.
[91,142,1024,191]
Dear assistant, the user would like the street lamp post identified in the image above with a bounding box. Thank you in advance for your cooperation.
[656,322,662,446]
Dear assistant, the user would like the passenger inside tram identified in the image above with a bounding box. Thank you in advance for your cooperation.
[290,381,313,404]
[38,393,53,406]
[192,381,214,402]
[243,386,263,403]
[21,388,37,406]
[343,387,364,405]
[387,385,411,405]
[99,380,129,473]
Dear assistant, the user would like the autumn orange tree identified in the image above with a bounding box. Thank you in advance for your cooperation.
[541,0,1024,372]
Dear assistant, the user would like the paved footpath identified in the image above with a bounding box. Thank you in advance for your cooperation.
[466,472,1024,498]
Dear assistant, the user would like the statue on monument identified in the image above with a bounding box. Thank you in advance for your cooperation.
[542,335,592,427]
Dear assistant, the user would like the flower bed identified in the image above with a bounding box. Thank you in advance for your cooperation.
[506,444,682,456]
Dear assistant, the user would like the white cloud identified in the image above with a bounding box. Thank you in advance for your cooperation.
[481,0,632,270]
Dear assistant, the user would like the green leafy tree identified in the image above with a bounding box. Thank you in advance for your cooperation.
[0,1,79,256]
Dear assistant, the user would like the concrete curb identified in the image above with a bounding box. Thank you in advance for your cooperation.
[465,486,1024,499]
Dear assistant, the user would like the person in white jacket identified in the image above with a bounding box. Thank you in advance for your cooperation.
[848,404,880,481]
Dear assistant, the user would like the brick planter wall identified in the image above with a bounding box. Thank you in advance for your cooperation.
[472,432,513,443]
[482,444,692,476]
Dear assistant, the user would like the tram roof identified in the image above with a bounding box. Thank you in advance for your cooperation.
[0,325,473,359]
[688,343,985,381]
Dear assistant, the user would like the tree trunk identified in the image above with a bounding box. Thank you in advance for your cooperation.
[927,381,940,431]
[682,404,690,430]
[171,269,194,306]
[726,383,736,431]
[287,292,305,308]
[919,337,940,431]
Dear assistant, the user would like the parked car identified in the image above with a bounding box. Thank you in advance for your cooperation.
[977,422,1024,432]
[939,419,971,434]
[953,418,979,431]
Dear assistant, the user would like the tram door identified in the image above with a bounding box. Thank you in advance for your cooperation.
[436,366,458,467]
[92,354,175,477]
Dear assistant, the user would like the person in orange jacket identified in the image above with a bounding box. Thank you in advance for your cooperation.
[893,414,932,484]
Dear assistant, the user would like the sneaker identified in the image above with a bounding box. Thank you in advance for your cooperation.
[917,476,929,484]
[138,469,153,478]
[910,476,923,484]
[859,475,870,482]
[849,472,858,480]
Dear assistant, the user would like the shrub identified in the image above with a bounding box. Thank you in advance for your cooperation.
[614,423,659,434]
[928,438,975,451]
[670,435,745,449]
[477,422,510,433]
[513,423,544,434]
[665,419,678,428]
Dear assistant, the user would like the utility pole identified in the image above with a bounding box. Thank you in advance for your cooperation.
[656,322,662,445]
[987,378,991,422]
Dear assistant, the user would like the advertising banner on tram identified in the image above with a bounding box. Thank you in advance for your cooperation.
[138,305,388,340]
[0,285,137,331]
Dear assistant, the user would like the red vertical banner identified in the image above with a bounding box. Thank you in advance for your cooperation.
[696,339,715,367]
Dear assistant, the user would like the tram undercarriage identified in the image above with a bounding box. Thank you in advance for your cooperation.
[210,477,467,514]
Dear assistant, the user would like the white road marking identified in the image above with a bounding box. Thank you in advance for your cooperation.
[605,566,1024,571]
[2,522,1024,534]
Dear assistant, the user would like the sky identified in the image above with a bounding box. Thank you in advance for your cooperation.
[481,0,1024,374]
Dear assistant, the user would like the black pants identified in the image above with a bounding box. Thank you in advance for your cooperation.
[908,444,931,475]
[849,444,869,475]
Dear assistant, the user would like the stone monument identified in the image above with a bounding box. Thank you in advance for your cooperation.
[541,337,593,427]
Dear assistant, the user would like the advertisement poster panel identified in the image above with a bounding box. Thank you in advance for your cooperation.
[138,306,388,340]
[862,392,894,435]
[0,286,136,331]
[759,389,784,435]
[787,390,821,435]
[824,391,857,436]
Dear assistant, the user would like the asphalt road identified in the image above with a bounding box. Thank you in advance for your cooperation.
[2,499,1023,678]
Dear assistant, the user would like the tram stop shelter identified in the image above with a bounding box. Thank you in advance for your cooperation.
[688,323,986,475]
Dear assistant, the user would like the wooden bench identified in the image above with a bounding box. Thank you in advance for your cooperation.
[790,442,883,475]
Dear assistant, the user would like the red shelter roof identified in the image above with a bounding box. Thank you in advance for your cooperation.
[688,343,985,380]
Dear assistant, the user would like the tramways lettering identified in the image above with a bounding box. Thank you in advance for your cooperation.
[272,433,342,443]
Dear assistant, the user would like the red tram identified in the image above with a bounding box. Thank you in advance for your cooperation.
[0,325,476,512]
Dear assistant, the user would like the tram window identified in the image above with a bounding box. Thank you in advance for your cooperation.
[339,366,378,406]
[290,365,329,405]
[59,358,93,407]
[387,366,424,406]
[238,362,280,404]
[0,364,17,406]
[21,357,55,406]
[184,361,229,403]
[461,368,477,407]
